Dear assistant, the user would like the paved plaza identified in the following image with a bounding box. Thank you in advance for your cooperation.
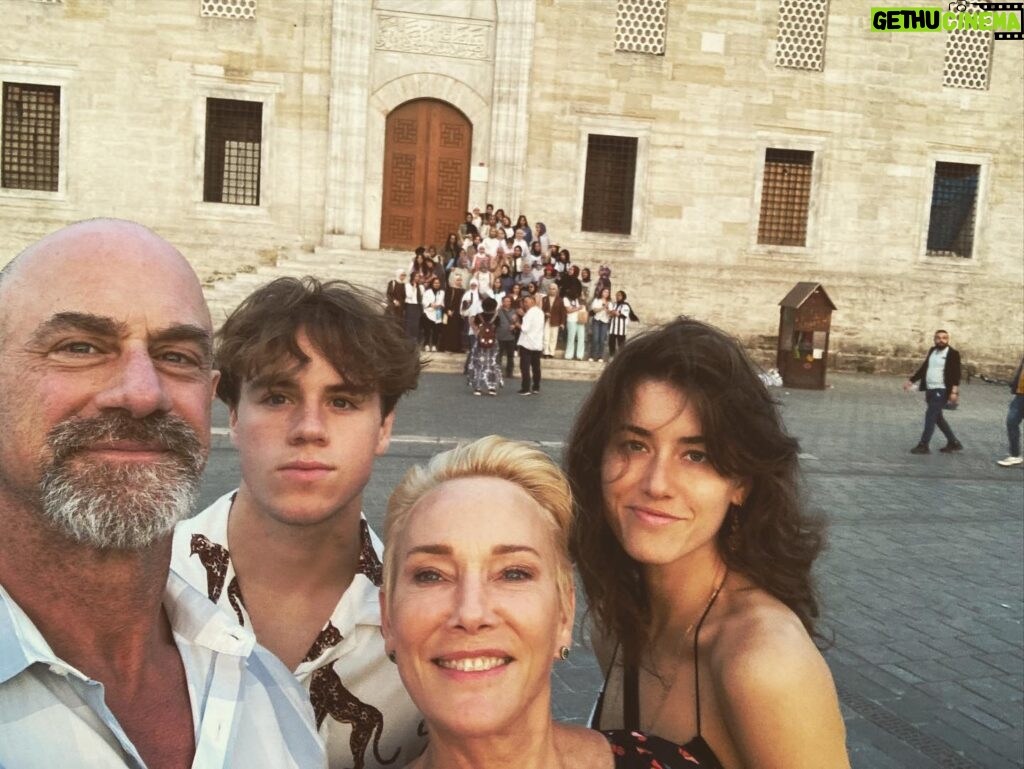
[198,368,1024,769]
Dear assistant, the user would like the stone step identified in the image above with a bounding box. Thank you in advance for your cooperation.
[419,350,608,382]
[203,246,411,322]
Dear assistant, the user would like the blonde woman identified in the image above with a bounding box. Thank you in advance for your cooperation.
[380,437,614,769]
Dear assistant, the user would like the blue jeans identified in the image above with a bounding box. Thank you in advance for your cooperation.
[590,320,609,360]
[1007,394,1024,457]
[920,388,958,446]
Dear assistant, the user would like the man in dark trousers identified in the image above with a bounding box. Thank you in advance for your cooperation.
[903,329,963,454]
[997,357,1024,467]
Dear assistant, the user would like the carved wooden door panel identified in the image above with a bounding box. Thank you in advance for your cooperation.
[381,99,471,251]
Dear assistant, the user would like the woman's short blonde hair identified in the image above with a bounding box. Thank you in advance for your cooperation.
[383,435,575,610]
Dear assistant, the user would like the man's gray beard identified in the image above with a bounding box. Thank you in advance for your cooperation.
[39,413,206,551]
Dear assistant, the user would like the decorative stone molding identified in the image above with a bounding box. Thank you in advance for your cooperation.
[375,13,491,60]
[487,0,535,214]
[323,0,374,248]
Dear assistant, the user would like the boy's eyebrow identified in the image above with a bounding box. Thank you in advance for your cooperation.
[246,371,372,397]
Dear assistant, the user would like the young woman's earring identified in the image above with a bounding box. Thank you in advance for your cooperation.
[727,503,743,553]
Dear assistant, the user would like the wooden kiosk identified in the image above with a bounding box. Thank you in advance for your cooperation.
[777,282,836,390]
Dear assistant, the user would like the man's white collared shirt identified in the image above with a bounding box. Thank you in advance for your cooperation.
[0,571,325,769]
[172,491,426,769]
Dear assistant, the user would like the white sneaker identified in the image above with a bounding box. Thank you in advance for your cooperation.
[997,455,1024,467]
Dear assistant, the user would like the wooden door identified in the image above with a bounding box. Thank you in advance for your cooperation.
[380,99,471,250]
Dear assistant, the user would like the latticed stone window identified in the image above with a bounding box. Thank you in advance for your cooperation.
[2,82,60,192]
[775,0,829,71]
[582,135,638,235]
[615,0,668,55]
[943,28,992,89]
[926,161,979,258]
[204,98,262,206]
[757,149,814,247]
[200,0,256,20]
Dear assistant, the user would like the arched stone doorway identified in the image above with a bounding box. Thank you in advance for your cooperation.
[380,99,472,250]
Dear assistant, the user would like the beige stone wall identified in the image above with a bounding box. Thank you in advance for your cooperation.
[0,0,332,279]
[524,0,1024,370]
[1,0,1019,371]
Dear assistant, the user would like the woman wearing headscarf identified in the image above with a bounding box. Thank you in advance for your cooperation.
[439,273,467,353]
[460,279,485,367]
[449,251,473,292]
[541,282,566,359]
[386,268,407,325]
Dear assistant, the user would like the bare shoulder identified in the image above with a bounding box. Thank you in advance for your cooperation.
[712,593,821,673]
[704,588,850,768]
[707,592,833,704]
[554,723,615,769]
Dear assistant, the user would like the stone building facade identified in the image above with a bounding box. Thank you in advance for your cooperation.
[1,0,1021,372]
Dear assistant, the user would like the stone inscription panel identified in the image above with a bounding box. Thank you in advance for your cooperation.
[375,12,492,61]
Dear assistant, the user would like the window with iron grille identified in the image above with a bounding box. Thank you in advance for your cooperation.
[200,0,256,20]
[582,134,637,235]
[2,82,60,192]
[943,28,992,91]
[926,162,979,258]
[775,0,829,71]
[615,0,668,55]
[203,97,262,206]
[757,148,813,247]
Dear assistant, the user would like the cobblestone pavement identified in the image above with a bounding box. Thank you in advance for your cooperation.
[200,370,1024,768]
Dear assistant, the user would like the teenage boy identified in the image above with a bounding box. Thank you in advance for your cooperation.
[173,277,425,769]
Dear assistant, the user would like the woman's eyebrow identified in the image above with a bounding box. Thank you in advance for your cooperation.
[618,423,705,444]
